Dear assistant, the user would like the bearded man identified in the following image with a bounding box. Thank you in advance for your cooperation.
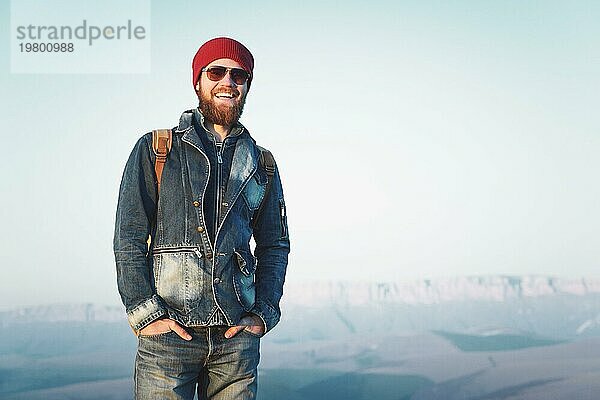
[113,37,290,400]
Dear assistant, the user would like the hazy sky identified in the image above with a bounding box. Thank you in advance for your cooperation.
[1,0,599,308]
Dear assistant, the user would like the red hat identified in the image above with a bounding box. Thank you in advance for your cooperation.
[192,37,254,89]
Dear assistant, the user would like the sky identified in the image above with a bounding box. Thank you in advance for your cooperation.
[0,0,599,308]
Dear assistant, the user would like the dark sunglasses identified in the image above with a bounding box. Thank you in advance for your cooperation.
[201,66,251,85]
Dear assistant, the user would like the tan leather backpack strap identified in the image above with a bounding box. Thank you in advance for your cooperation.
[152,129,173,192]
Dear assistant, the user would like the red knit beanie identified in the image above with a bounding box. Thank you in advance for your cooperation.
[192,37,254,89]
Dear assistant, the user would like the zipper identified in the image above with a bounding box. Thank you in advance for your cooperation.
[215,141,224,241]
[279,198,288,238]
[214,128,256,246]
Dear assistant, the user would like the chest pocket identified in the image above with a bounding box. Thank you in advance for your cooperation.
[242,171,267,211]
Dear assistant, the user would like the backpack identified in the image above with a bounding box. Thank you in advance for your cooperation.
[151,129,275,227]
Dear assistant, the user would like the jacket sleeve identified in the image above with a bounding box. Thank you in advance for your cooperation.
[251,161,290,334]
[113,134,167,334]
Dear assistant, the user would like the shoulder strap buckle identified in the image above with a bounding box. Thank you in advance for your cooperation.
[152,129,173,192]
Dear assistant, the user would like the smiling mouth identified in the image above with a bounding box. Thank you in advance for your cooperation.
[214,92,237,99]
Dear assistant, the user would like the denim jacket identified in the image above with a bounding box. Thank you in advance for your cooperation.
[113,109,290,335]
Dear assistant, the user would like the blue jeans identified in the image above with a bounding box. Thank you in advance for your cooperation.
[134,326,261,400]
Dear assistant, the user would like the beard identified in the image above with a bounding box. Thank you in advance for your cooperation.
[197,86,246,127]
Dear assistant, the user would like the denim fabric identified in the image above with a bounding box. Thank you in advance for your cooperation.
[114,109,290,335]
[191,110,243,246]
[134,326,260,400]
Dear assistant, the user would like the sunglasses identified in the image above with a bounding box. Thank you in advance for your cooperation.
[201,66,251,85]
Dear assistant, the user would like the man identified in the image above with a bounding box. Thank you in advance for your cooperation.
[113,37,290,400]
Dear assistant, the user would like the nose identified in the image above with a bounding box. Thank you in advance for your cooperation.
[220,70,237,86]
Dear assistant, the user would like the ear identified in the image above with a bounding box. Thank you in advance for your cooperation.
[195,81,200,91]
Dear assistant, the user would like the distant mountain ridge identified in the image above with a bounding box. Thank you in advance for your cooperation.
[3,275,599,327]
[278,275,600,340]
[0,303,123,325]
[283,275,600,306]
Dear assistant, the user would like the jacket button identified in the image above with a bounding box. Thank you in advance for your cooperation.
[193,201,200,207]
[205,253,213,260]
[222,202,229,207]
[213,277,221,284]
[197,226,204,233]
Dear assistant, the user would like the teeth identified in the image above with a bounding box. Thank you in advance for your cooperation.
[216,93,234,98]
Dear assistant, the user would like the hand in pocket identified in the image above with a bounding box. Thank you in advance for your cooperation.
[139,318,192,340]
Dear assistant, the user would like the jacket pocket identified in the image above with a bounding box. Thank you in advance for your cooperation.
[242,173,267,211]
[153,251,202,313]
[234,248,257,275]
[232,249,256,310]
